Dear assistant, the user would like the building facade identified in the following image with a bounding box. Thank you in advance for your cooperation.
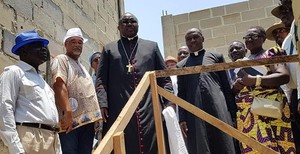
[0,0,124,152]
[0,0,124,73]
[162,0,281,60]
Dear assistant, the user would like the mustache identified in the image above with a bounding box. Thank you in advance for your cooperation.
[73,47,82,51]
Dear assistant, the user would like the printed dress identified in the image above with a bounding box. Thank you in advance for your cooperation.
[236,47,296,153]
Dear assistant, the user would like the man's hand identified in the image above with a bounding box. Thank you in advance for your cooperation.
[101,108,109,123]
[232,78,246,93]
[179,121,188,138]
[60,110,73,133]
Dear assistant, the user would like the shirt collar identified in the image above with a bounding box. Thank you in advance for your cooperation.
[121,35,138,41]
[16,61,37,72]
[190,49,205,56]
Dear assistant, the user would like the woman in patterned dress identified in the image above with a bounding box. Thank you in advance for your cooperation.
[232,26,296,154]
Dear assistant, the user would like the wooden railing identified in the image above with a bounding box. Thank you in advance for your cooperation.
[93,55,299,154]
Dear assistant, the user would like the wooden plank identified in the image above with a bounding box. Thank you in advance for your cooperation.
[298,41,300,60]
[113,132,126,154]
[149,72,166,154]
[93,72,151,154]
[155,55,299,78]
[157,86,277,154]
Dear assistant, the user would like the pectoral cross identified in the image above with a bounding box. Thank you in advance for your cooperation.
[126,63,133,73]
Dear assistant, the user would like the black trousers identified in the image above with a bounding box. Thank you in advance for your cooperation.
[290,89,300,153]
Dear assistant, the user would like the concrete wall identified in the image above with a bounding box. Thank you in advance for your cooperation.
[162,0,281,61]
[0,0,124,73]
[0,0,123,151]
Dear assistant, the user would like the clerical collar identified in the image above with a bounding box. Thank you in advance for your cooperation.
[190,49,205,56]
[121,35,138,41]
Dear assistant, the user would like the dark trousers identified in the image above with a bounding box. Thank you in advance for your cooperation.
[290,89,300,153]
[59,122,95,154]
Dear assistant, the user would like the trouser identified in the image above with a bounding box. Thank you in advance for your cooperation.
[290,89,300,153]
[59,122,95,154]
[0,139,9,154]
[16,125,62,154]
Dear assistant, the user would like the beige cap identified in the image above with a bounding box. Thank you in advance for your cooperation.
[165,56,177,63]
[266,22,286,40]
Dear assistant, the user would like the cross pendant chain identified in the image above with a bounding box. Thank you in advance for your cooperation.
[121,38,139,73]
[126,63,133,73]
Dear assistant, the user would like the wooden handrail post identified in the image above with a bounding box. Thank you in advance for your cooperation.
[149,71,166,154]
[113,132,126,154]
[93,72,150,154]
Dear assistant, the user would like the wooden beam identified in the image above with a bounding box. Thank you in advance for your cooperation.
[113,132,126,154]
[157,86,277,154]
[155,55,299,78]
[93,72,151,154]
[149,72,166,154]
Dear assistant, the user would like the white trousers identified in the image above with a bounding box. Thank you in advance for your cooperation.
[16,125,62,154]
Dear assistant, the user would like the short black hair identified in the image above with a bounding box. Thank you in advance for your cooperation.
[248,26,266,38]
[118,12,138,25]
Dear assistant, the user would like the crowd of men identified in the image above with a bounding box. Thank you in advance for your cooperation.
[0,0,299,154]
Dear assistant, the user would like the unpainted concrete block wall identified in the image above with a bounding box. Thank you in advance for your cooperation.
[162,0,281,61]
[0,0,124,73]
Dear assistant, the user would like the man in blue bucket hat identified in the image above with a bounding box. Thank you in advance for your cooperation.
[0,30,62,154]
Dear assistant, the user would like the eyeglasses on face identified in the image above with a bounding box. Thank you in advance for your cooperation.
[243,35,262,41]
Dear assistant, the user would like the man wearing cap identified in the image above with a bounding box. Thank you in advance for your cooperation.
[96,12,173,153]
[272,1,300,153]
[266,22,290,47]
[0,30,61,154]
[164,56,178,95]
[88,51,102,148]
[89,51,101,84]
[165,56,177,69]
[266,21,291,105]
[51,28,101,154]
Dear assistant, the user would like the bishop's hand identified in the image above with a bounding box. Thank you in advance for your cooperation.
[101,108,109,123]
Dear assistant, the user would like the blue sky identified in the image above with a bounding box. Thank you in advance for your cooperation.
[124,0,247,54]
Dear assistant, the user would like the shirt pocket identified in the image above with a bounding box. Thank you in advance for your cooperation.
[22,78,42,101]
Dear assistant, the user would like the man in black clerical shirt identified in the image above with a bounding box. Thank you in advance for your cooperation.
[95,12,173,154]
[177,28,237,154]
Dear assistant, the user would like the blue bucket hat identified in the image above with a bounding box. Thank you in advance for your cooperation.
[12,30,49,55]
[89,51,101,65]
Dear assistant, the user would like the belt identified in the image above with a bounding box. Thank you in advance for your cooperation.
[16,122,59,132]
